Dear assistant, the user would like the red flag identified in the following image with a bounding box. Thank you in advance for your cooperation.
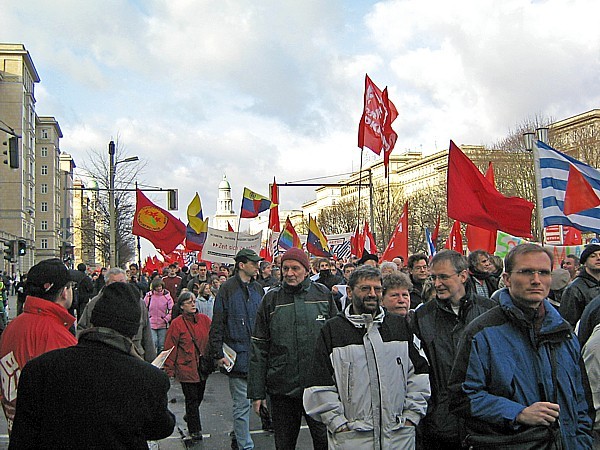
[563,163,600,215]
[445,220,464,254]
[227,221,235,232]
[563,226,582,245]
[447,141,534,238]
[466,162,497,253]
[363,221,378,255]
[431,215,440,244]
[350,225,362,257]
[380,203,408,262]
[358,74,399,177]
[132,189,186,254]
[269,178,281,232]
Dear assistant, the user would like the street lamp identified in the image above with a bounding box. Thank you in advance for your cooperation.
[523,127,550,242]
[108,140,139,267]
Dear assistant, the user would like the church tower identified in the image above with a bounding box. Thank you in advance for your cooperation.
[213,174,237,231]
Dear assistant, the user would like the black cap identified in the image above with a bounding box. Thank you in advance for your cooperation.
[234,248,262,262]
[26,258,79,296]
[580,244,600,265]
[91,282,141,338]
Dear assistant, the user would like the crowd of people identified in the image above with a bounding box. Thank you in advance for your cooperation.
[0,242,599,449]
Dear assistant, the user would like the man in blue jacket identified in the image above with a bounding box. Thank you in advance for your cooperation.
[208,249,264,450]
[449,243,593,449]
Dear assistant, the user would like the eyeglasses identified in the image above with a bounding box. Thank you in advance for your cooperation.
[430,273,458,281]
[511,269,552,278]
[356,285,383,294]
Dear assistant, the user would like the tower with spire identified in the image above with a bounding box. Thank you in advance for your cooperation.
[212,174,237,231]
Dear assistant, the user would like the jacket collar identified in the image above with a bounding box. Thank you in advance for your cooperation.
[343,304,385,328]
[282,276,310,294]
[78,327,143,359]
[497,289,571,338]
[23,295,76,329]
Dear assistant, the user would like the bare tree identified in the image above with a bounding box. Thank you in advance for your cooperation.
[317,199,358,235]
[77,138,145,267]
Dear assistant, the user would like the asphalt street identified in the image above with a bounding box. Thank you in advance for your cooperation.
[0,293,316,449]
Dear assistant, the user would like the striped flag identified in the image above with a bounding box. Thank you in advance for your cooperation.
[537,141,600,233]
[425,227,436,259]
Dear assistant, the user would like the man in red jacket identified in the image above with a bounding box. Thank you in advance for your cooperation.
[0,258,78,433]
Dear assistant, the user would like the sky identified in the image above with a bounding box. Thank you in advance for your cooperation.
[3,0,600,255]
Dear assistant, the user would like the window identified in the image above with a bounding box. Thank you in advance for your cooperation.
[41,184,48,194]
[41,147,48,157]
[41,220,48,230]
[41,202,48,212]
[41,165,48,175]
[41,129,48,139]
[41,239,48,249]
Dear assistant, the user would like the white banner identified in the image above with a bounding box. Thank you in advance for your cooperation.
[201,227,262,264]
[270,232,353,259]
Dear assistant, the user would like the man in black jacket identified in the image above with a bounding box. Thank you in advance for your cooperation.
[75,263,94,321]
[9,282,175,448]
[412,250,496,449]
[561,244,600,326]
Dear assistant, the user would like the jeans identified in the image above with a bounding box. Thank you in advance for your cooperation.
[270,394,327,450]
[181,381,207,434]
[228,377,254,450]
[151,328,167,353]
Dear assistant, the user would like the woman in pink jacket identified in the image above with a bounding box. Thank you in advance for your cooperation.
[143,278,173,353]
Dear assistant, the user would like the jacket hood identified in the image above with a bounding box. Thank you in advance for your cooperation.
[343,304,385,328]
[78,327,143,359]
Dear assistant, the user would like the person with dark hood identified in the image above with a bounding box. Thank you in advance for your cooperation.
[9,282,175,448]
[310,257,344,291]
[75,263,94,321]
[561,244,600,326]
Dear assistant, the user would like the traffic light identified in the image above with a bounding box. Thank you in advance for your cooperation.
[2,136,19,169]
[3,240,15,262]
[168,189,178,210]
[17,240,26,256]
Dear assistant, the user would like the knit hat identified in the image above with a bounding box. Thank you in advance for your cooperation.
[91,282,141,338]
[579,244,600,265]
[281,248,310,272]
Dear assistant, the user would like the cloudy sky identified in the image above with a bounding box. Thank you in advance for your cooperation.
[3,0,600,251]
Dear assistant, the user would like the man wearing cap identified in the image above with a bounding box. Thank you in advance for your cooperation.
[561,243,600,326]
[0,258,78,433]
[208,248,264,450]
[9,282,175,448]
[248,247,337,450]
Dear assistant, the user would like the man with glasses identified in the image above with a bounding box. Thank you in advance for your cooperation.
[304,266,430,449]
[449,243,592,449]
[407,253,430,308]
[0,258,78,433]
[412,250,495,449]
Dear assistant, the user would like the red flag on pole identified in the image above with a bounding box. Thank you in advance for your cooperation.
[445,220,464,254]
[431,215,440,245]
[363,221,378,256]
[466,162,497,253]
[380,203,408,262]
[358,74,399,177]
[227,221,235,232]
[132,189,186,254]
[447,141,534,238]
[563,226,582,245]
[563,163,600,215]
[350,225,362,258]
[269,178,281,232]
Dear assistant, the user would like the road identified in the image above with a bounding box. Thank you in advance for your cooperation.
[0,293,316,449]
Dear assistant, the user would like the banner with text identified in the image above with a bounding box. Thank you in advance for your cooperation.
[201,227,262,264]
[270,232,353,260]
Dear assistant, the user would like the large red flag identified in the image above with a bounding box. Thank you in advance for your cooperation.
[447,141,534,238]
[132,189,186,254]
[381,203,408,262]
[358,74,399,177]
[350,225,361,257]
[445,220,464,254]
[269,178,281,232]
[466,162,497,253]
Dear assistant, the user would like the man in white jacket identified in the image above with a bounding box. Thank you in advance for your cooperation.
[303,265,430,449]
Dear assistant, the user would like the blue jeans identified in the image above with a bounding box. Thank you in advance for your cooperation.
[228,377,253,450]
[151,328,167,354]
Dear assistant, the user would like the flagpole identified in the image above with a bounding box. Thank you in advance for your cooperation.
[136,181,142,269]
[357,149,364,228]
[524,131,546,244]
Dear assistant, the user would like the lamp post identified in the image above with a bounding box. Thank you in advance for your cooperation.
[523,127,549,242]
[108,140,139,267]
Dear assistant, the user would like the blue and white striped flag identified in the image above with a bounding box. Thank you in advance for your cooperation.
[537,140,600,233]
[424,227,436,259]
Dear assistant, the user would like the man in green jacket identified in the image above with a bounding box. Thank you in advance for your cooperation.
[248,247,337,450]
